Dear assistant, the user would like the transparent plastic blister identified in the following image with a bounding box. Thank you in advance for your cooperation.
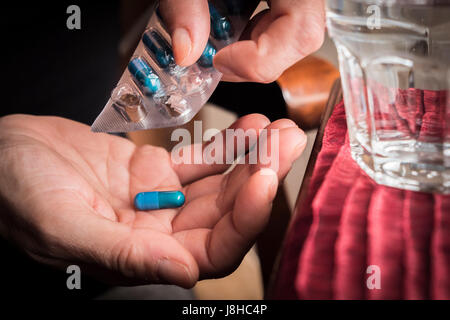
[92,0,260,133]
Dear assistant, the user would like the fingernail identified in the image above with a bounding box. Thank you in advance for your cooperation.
[157,259,192,285]
[259,168,279,198]
[259,168,277,177]
[172,28,192,66]
[214,61,234,77]
[294,134,308,158]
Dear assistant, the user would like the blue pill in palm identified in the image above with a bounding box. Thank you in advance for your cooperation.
[197,41,217,68]
[128,57,161,96]
[142,30,175,69]
[134,191,185,211]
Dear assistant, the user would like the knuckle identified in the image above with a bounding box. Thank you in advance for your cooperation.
[294,11,325,56]
[110,236,143,279]
[252,63,280,84]
[226,43,280,83]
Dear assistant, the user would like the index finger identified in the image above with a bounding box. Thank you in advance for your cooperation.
[159,0,210,66]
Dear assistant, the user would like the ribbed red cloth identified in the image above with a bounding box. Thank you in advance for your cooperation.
[271,100,450,300]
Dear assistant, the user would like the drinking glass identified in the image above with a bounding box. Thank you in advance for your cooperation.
[326,0,450,193]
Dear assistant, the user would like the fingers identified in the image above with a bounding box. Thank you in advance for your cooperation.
[159,0,210,66]
[173,168,278,277]
[174,192,222,231]
[214,0,325,82]
[195,120,304,276]
[172,113,270,185]
[128,144,180,195]
[172,119,307,233]
[217,119,307,213]
[207,169,278,273]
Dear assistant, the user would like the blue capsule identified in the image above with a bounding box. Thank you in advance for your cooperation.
[209,4,234,40]
[142,30,175,69]
[197,41,217,68]
[128,57,161,96]
[134,191,185,211]
[224,0,260,15]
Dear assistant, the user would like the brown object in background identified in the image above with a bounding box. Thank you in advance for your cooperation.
[277,55,340,130]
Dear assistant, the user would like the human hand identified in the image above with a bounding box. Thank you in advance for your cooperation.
[0,114,306,288]
[159,0,325,82]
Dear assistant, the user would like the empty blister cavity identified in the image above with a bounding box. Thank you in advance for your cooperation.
[153,87,189,116]
[171,64,213,95]
[128,57,162,96]
[164,95,189,116]
[112,84,147,123]
[209,3,234,40]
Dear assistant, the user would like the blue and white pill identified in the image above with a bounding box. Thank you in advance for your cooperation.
[134,191,185,211]
[197,41,217,68]
[128,57,161,96]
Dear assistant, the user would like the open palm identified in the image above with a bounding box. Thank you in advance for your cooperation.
[0,114,306,288]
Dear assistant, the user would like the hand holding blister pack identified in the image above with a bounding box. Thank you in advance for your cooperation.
[91,0,260,133]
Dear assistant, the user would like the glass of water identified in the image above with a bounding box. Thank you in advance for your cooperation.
[326,0,450,193]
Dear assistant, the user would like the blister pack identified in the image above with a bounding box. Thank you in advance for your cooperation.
[91,0,260,133]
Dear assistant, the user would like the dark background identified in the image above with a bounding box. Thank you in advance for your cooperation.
[1,1,286,123]
[0,1,286,299]
[1,1,121,124]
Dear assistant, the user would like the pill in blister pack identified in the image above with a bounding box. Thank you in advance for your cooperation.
[128,57,162,96]
[142,30,175,69]
[91,0,260,133]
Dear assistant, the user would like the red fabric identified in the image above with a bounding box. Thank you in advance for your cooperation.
[271,100,450,300]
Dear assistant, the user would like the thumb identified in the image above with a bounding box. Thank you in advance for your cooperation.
[159,0,210,66]
[27,195,199,288]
